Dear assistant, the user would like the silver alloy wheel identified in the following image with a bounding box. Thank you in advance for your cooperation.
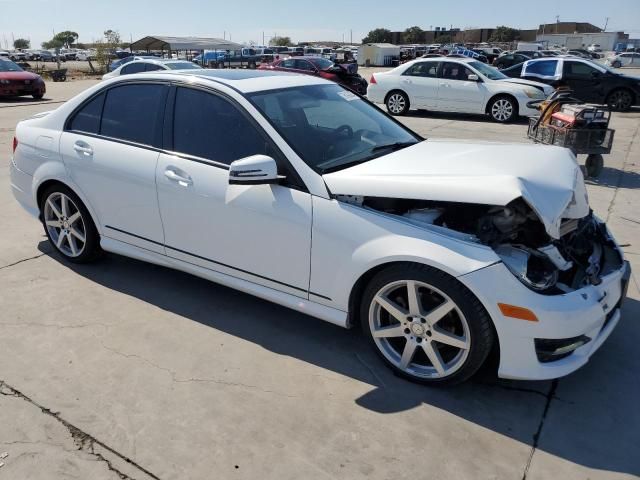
[368,280,471,379]
[387,93,406,114]
[43,192,87,258]
[491,98,513,122]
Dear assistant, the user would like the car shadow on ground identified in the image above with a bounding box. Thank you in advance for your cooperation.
[0,96,51,105]
[585,165,640,190]
[406,109,531,125]
[38,241,640,477]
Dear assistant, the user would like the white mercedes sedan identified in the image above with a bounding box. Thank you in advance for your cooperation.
[367,57,554,122]
[10,70,629,385]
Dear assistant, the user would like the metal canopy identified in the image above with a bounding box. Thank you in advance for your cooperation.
[130,36,243,51]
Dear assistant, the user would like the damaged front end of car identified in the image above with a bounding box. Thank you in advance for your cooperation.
[334,195,624,295]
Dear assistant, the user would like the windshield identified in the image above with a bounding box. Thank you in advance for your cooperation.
[0,59,23,72]
[166,62,202,70]
[248,84,420,174]
[468,61,506,80]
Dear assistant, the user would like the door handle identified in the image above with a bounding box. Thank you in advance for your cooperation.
[73,142,93,156]
[164,168,193,186]
[402,79,412,84]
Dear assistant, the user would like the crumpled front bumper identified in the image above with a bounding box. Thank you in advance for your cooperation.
[460,259,630,380]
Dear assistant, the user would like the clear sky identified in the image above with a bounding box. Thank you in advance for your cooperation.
[1,0,639,49]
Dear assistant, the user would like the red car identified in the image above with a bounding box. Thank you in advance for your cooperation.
[259,56,368,95]
[0,59,46,99]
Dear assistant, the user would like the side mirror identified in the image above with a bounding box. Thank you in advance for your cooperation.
[467,74,479,81]
[591,70,601,78]
[229,155,284,185]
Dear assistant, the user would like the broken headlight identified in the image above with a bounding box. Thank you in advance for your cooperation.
[495,245,558,292]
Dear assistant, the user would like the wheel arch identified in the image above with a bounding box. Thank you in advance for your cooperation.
[384,88,409,105]
[347,260,501,375]
[35,178,101,235]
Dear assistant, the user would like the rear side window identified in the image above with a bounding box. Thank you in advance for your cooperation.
[172,87,272,165]
[68,93,105,134]
[403,62,438,77]
[280,59,296,69]
[121,62,146,75]
[101,84,165,146]
[525,60,558,77]
[145,63,163,72]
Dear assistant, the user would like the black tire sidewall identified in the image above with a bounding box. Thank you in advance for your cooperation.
[359,264,495,386]
[40,184,102,263]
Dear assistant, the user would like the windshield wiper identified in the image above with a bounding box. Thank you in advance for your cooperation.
[370,141,417,152]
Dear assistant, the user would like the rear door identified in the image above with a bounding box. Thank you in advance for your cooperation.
[60,82,168,253]
[436,61,484,113]
[399,61,440,108]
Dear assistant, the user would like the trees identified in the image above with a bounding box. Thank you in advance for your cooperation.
[95,29,122,73]
[269,36,292,46]
[403,26,424,44]
[362,28,392,44]
[488,26,520,43]
[42,30,78,49]
[13,38,30,50]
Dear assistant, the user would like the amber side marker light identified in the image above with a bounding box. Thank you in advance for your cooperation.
[498,303,538,322]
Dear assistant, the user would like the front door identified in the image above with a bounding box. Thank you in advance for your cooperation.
[562,60,605,103]
[60,82,168,253]
[156,85,312,297]
[436,62,484,113]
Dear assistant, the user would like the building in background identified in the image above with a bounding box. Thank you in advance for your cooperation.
[536,31,629,50]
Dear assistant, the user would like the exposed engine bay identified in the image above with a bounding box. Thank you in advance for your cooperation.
[335,195,624,294]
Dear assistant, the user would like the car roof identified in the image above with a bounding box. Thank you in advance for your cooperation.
[110,69,329,93]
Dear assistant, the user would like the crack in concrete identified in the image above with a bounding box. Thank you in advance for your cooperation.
[0,253,46,271]
[605,121,640,223]
[0,380,161,480]
[521,379,558,480]
[100,342,298,398]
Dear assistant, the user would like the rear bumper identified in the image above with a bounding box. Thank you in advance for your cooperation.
[10,159,39,218]
[460,259,629,380]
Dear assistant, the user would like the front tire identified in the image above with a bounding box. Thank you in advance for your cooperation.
[606,88,634,111]
[360,264,494,386]
[385,91,410,116]
[488,95,517,123]
[612,61,621,68]
[40,184,102,263]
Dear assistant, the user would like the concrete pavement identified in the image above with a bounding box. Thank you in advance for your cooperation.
[1,79,639,480]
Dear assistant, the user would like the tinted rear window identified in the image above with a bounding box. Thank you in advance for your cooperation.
[101,84,165,145]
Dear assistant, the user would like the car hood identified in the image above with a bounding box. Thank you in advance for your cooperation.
[498,77,552,92]
[322,139,589,239]
[0,71,41,81]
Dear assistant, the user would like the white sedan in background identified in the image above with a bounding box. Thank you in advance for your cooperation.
[10,70,628,385]
[102,59,202,79]
[367,57,554,122]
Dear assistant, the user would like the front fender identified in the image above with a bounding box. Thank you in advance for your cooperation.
[309,197,499,310]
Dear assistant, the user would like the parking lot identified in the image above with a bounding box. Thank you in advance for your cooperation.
[1,75,639,480]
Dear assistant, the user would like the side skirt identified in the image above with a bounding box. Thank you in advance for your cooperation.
[100,237,349,328]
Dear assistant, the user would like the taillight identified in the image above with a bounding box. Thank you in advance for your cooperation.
[12,136,18,154]
[370,75,377,84]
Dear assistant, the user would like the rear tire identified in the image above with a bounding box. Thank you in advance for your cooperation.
[360,263,495,386]
[32,93,44,99]
[606,88,634,111]
[385,91,410,116]
[248,61,256,69]
[612,61,621,68]
[40,184,103,264]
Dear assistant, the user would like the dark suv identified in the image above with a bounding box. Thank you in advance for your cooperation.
[503,57,640,111]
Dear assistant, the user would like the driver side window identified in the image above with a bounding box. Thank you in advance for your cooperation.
[440,62,473,81]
